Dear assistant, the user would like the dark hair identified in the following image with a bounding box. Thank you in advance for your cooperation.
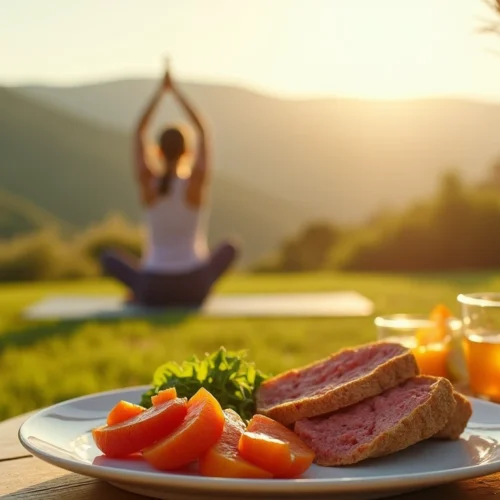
[159,127,186,160]
[158,171,174,196]
[157,127,186,196]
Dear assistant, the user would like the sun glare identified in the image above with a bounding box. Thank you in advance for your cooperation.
[275,0,464,100]
[335,4,454,100]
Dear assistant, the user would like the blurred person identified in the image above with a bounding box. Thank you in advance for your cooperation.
[101,63,238,307]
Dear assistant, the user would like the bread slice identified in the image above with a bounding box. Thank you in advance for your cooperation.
[294,376,456,466]
[434,391,472,440]
[256,342,419,426]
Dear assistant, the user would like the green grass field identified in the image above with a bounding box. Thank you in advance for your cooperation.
[1,271,498,421]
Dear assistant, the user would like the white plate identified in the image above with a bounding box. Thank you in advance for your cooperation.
[18,386,500,500]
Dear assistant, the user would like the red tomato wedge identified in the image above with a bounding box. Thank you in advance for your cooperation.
[238,414,315,478]
[92,398,187,458]
[199,409,273,479]
[143,388,225,471]
[151,387,177,406]
[106,400,145,426]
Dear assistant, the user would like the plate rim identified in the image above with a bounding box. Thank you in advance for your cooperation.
[17,385,500,495]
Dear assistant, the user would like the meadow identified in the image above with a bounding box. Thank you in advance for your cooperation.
[1,271,498,421]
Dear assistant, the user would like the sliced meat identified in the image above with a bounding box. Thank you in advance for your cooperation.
[434,391,472,440]
[256,342,419,426]
[294,376,456,466]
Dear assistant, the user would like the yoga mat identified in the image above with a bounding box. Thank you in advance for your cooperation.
[22,291,374,321]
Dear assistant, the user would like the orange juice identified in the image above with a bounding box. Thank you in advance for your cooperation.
[465,332,500,401]
[383,336,449,377]
[412,343,449,377]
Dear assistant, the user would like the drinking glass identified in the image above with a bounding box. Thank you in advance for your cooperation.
[458,293,500,401]
[375,314,462,378]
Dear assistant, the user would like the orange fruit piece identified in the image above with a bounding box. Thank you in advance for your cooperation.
[92,398,187,458]
[151,387,177,406]
[238,414,315,478]
[416,304,453,346]
[106,400,145,426]
[143,388,225,471]
[199,409,273,479]
[430,304,452,323]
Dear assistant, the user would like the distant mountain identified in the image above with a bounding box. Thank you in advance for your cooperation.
[18,80,500,223]
[0,86,307,264]
[0,85,136,226]
[0,189,68,238]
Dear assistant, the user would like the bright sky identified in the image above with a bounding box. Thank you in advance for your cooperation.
[2,0,500,100]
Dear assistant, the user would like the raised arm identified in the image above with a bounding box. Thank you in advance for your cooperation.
[133,72,170,205]
[170,84,211,207]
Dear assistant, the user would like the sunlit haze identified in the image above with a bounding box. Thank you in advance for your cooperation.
[2,0,500,100]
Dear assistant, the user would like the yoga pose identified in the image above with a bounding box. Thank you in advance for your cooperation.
[102,64,238,307]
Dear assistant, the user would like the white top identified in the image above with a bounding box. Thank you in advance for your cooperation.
[142,177,209,274]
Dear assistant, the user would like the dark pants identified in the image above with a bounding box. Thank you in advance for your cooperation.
[100,243,238,308]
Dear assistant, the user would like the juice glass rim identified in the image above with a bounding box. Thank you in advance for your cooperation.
[458,293,500,308]
[374,314,460,330]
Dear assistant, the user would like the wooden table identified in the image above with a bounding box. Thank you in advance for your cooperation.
[1,413,499,499]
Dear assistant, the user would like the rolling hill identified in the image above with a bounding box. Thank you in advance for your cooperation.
[0,86,307,264]
[19,79,500,223]
[0,189,69,238]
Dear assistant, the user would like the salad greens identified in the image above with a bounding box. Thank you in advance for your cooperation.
[140,347,269,421]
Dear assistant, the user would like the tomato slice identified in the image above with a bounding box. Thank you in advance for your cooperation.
[92,398,187,458]
[143,388,225,470]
